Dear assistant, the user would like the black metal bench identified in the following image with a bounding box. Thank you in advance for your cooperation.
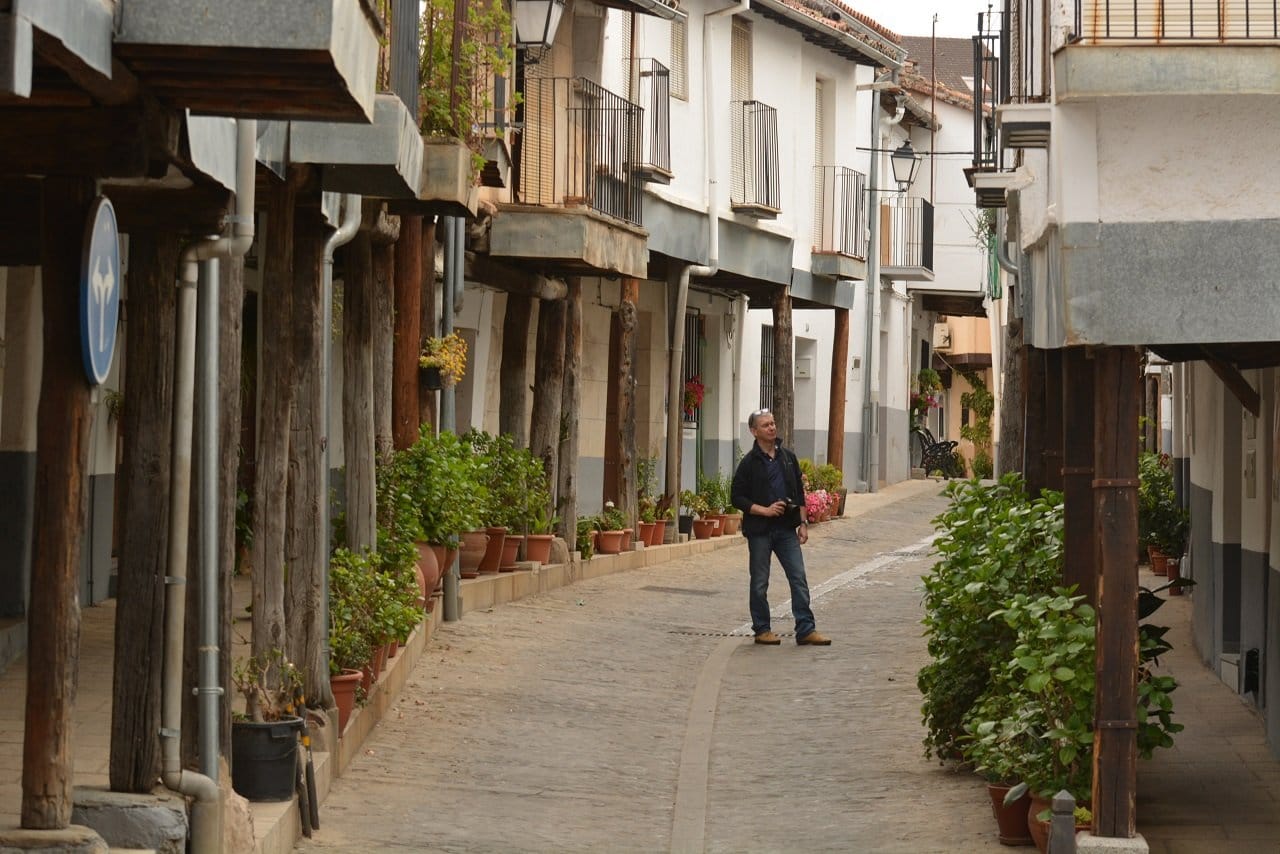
[912,427,963,478]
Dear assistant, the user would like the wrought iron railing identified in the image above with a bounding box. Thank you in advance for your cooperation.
[972,16,1005,174]
[1074,0,1280,41]
[812,166,867,259]
[730,100,781,214]
[881,197,935,272]
[518,76,644,226]
[633,58,672,182]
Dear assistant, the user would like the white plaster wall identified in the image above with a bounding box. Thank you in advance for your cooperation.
[1267,369,1279,568]
[1188,361,1217,496]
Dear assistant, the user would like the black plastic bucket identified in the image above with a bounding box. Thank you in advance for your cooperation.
[230,716,303,802]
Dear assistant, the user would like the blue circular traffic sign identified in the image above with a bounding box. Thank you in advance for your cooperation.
[80,197,121,386]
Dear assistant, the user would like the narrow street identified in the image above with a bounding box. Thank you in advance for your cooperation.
[296,481,1005,853]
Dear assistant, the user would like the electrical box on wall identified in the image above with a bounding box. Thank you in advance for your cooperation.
[932,322,952,352]
[795,356,813,379]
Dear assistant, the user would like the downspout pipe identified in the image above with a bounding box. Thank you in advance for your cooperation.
[666,0,740,500]
[321,194,362,668]
[859,85,903,493]
[441,215,461,621]
[166,117,256,854]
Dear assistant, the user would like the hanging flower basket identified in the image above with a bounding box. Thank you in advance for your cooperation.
[419,332,467,387]
[683,376,705,420]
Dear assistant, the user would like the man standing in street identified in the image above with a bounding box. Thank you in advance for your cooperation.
[730,408,831,646]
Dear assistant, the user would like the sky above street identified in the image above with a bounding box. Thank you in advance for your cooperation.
[849,1,1000,39]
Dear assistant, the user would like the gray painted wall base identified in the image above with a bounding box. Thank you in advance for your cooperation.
[1190,482,1215,667]
[82,474,115,607]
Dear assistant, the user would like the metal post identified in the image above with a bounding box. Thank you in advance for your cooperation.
[441,215,460,621]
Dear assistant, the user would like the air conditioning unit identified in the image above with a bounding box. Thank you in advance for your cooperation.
[931,322,953,352]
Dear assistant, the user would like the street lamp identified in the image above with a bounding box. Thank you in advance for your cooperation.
[890,139,921,191]
[513,0,566,48]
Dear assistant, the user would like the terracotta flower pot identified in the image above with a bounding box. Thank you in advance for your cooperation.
[652,519,667,544]
[525,533,554,565]
[414,542,440,605]
[692,519,716,540]
[480,527,506,573]
[330,669,362,733]
[459,530,488,578]
[500,534,523,570]
[709,514,726,537]
[638,521,657,546]
[1149,546,1169,576]
[986,783,1032,846]
[597,530,625,554]
[721,514,741,535]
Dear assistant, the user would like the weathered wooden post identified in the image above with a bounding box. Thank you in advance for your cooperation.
[344,231,378,553]
[530,298,567,520]
[558,279,583,543]
[827,307,850,473]
[1043,348,1064,492]
[392,213,422,449]
[1024,346,1047,493]
[1090,345,1141,837]
[1062,346,1097,604]
[23,176,96,829]
[617,279,640,528]
[499,294,533,446]
[771,287,794,447]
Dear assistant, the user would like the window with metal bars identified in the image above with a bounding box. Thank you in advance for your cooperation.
[682,312,702,422]
[670,14,688,100]
[759,325,774,410]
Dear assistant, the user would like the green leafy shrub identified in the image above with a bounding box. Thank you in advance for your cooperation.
[918,474,1064,759]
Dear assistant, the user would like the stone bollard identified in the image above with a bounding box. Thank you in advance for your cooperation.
[1048,790,1077,854]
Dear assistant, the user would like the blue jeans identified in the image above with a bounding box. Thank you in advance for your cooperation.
[746,527,816,637]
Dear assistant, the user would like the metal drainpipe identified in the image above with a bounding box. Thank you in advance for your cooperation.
[859,85,903,493]
[441,215,460,621]
[167,117,257,854]
[666,1,736,499]
[321,194,362,667]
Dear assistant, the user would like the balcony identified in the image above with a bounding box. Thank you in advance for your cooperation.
[730,100,780,219]
[1056,1,1280,99]
[489,76,647,279]
[633,59,672,185]
[113,0,381,122]
[879,197,934,282]
[810,166,867,281]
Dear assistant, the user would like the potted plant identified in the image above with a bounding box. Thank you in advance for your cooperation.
[597,501,628,554]
[328,548,377,731]
[231,649,305,802]
[576,515,599,559]
[682,376,705,424]
[680,490,715,540]
[418,332,467,390]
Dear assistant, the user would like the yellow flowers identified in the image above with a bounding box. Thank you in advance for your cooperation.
[419,333,467,386]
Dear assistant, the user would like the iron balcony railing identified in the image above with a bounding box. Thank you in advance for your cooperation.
[881,197,935,272]
[972,12,1006,174]
[1074,0,1280,41]
[518,76,644,226]
[730,100,781,215]
[633,58,672,183]
[812,166,868,259]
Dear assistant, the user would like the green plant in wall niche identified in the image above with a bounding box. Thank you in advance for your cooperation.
[960,371,995,479]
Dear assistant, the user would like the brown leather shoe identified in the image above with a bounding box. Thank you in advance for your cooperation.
[754,631,782,645]
[796,631,832,646]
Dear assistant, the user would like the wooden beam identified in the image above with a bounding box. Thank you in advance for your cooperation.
[0,107,150,177]
[32,24,140,106]
[466,253,568,301]
[103,183,232,235]
[1023,346,1046,493]
[1091,345,1141,839]
[1201,348,1260,417]
[0,176,41,265]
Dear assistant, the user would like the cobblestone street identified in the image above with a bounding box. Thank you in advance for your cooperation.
[295,481,1008,853]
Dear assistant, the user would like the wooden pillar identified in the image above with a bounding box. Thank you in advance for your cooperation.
[557,279,583,543]
[827,307,849,473]
[369,206,399,461]
[216,254,247,758]
[343,233,377,552]
[1143,374,1159,453]
[285,205,332,706]
[391,213,421,449]
[617,280,640,527]
[110,231,178,793]
[1042,348,1064,492]
[418,217,438,430]
[1062,346,1096,605]
[1091,346,1141,838]
[23,176,95,829]
[530,298,566,520]
[771,288,795,447]
[251,173,300,669]
[1023,346,1047,493]
[997,316,1026,477]
[499,293,532,446]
